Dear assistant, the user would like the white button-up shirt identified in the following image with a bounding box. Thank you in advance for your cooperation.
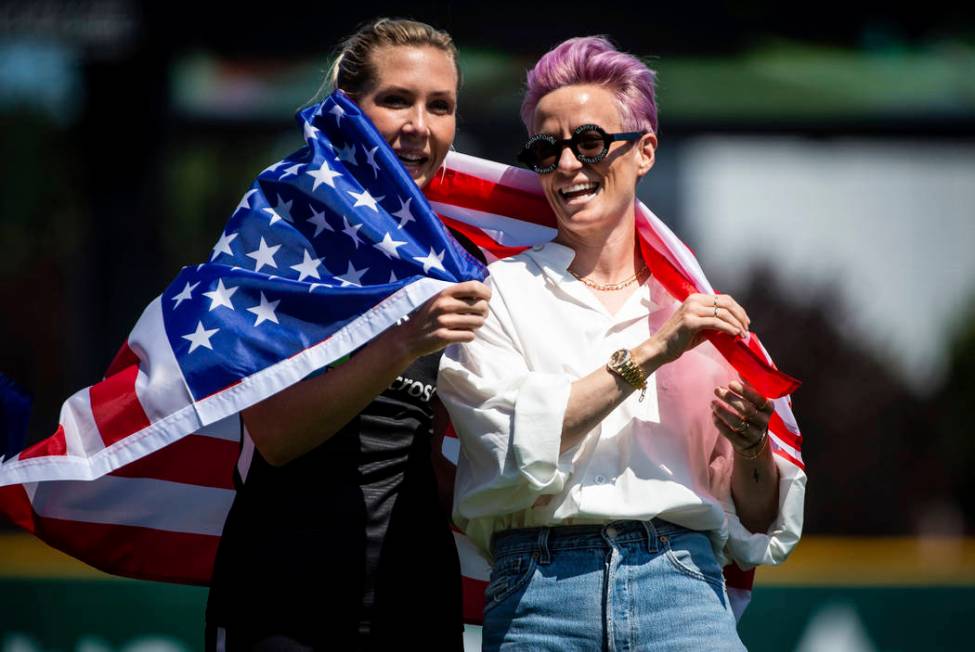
[438,242,805,568]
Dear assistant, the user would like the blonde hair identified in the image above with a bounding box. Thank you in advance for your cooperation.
[312,18,460,103]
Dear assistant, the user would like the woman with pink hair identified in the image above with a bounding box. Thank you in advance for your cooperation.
[439,36,805,649]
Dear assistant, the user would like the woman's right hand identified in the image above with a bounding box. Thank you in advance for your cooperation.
[392,280,492,359]
[643,293,750,365]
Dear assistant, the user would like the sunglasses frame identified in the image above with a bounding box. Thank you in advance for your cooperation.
[517,123,645,174]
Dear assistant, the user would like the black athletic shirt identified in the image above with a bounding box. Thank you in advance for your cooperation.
[205,351,463,648]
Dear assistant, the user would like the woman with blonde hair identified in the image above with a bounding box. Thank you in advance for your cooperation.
[204,18,490,650]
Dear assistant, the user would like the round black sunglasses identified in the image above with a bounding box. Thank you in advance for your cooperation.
[517,124,645,174]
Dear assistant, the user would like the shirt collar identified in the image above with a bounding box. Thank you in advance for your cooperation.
[523,241,653,321]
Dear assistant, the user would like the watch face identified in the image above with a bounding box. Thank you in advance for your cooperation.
[609,349,629,367]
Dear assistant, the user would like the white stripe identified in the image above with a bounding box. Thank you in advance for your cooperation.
[769,431,802,463]
[29,475,234,536]
[453,530,491,581]
[636,203,714,293]
[446,151,543,194]
[195,414,242,443]
[772,398,801,436]
[727,587,752,622]
[237,426,255,483]
[130,297,195,424]
[58,387,99,458]
[430,201,556,247]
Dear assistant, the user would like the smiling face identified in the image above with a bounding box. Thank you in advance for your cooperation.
[355,45,458,189]
[532,84,656,241]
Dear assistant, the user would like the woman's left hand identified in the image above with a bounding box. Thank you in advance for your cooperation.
[711,380,773,455]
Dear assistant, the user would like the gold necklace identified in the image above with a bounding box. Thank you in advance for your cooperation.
[569,266,649,291]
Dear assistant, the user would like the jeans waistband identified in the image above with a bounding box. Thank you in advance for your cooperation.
[490,519,694,562]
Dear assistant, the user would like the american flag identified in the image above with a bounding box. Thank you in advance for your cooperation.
[0,91,802,623]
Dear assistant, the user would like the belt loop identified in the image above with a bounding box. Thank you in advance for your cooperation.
[536,527,552,565]
[642,519,659,554]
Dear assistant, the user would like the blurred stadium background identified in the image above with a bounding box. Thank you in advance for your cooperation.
[2,1,974,650]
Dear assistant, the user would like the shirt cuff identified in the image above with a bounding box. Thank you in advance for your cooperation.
[724,453,807,569]
[512,372,573,493]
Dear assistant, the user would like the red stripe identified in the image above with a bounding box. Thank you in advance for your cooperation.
[33,515,218,584]
[0,484,38,532]
[439,215,529,260]
[109,434,239,490]
[426,167,556,228]
[461,576,487,624]
[769,412,802,450]
[18,424,67,460]
[89,343,151,447]
[771,443,805,470]
[722,563,755,591]
[637,233,801,399]
[443,420,458,440]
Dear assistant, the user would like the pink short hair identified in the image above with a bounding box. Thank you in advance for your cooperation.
[521,36,658,135]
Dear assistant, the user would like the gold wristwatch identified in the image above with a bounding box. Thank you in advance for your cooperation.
[607,349,647,402]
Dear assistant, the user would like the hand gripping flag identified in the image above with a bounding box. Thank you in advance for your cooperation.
[0,91,802,621]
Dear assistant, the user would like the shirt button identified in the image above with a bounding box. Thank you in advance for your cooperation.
[594,474,606,485]
[605,526,619,538]
[532,243,544,251]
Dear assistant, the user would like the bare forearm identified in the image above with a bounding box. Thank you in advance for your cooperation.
[731,444,780,533]
[243,327,415,466]
[560,339,667,453]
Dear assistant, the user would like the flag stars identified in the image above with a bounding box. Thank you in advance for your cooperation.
[247,292,281,326]
[414,247,446,274]
[364,145,381,178]
[210,231,238,261]
[374,232,407,260]
[348,188,384,212]
[306,208,333,237]
[329,104,345,126]
[234,189,258,215]
[202,279,239,312]
[306,161,342,191]
[263,195,294,225]
[290,249,323,282]
[303,121,320,142]
[336,261,369,287]
[392,197,415,229]
[246,237,282,272]
[280,163,303,178]
[183,321,219,353]
[341,215,364,248]
[336,143,357,166]
[171,281,199,309]
[262,160,286,175]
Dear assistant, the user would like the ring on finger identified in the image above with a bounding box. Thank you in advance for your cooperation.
[713,305,719,318]
[734,418,749,434]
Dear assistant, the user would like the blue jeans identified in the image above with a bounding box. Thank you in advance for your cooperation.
[482,519,745,651]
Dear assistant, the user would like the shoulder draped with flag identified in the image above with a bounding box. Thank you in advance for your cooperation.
[0,92,804,623]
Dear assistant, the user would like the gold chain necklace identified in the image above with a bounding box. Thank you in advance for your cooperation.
[569,266,649,291]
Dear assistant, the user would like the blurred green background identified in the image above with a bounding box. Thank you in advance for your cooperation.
[2,1,975,649]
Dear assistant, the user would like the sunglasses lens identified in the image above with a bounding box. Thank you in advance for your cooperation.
[574,128,607,160]
[525,137,559,171]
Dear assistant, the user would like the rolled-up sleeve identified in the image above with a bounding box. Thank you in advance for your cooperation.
[723,453,806,568]
[437,282,573,527]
